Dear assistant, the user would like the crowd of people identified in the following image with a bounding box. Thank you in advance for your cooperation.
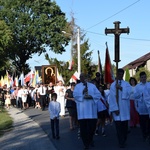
[0,69,150,149]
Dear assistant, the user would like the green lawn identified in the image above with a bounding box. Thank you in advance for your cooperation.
[0,109,13,136]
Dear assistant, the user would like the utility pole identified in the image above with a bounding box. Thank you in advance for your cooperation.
[77,28,81,76]
[70,36,73,63]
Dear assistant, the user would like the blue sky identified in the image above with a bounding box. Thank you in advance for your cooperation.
[28,0,150,70]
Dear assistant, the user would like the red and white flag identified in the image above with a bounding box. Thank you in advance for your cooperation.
[24,71,34,83]
[68,59,74,70]
[69,71,79,83]
[13,76,18,87]
[104,43,115,84]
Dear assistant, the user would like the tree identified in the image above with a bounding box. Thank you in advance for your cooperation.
[0,20,13,71]
[73,38,93,75]
[64,15,93,77]
[0,0,69,74]
[133,67,150,82]
[125,68,130,82]
[45,16,93,84]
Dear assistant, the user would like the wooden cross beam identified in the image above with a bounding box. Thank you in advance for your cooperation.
[105,21,130,106]
[105,21,130,62]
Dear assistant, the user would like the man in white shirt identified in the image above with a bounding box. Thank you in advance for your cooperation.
[37,83,47,111]
[109,68,132,148]
[17,86,23,109]
[134,71,150,142]
[73,73,101,149]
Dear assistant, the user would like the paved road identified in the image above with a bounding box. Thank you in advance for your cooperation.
[23,107,150,150]
[0,107,56,150]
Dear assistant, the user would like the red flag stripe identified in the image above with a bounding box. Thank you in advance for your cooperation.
[104,44,115,84]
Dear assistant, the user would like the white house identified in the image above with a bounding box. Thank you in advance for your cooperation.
[123,52,150,76]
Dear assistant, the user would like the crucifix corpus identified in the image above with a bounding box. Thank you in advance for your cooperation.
[105,21,130,105]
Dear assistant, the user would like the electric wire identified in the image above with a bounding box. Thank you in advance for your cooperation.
[85,0,141,30]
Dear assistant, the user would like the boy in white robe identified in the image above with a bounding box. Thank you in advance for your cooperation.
[134,71,150,142]
[109,68,132,148]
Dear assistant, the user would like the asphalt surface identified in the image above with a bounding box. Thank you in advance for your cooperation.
[0,106,150,150]
[0,107,56,150]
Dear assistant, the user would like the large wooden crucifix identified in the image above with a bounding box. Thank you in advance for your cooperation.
[105,21,130,105]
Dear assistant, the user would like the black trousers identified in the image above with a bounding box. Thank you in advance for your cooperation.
[139,114,150,140]
[51,119,59,138]
[40,95,46,110]
[18,97,23,109]
[79,119,97,148]
[114,120,128,146]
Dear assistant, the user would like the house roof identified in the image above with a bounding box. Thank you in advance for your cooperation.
[123,52,150,70]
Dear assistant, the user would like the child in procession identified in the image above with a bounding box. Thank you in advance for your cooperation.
[48,93,61,139]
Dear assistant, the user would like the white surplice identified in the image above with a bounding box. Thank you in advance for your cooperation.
[54,85,66,116]
[73,82,101,120]
[134,82,150,117]
[109,80,132,121]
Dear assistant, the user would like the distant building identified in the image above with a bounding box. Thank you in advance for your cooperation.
[123,52,150,76]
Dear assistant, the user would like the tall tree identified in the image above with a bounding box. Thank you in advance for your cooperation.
[133,67,150,82]
[63,15,93,77]
[0,0,69,74]
[0,20,13,70]
[74,38,93,75]
[45,16,93,84]
[125,68,130,82]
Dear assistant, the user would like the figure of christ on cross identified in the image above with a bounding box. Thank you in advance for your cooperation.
[105,21,130,104]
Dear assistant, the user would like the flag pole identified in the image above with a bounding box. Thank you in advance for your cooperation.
[97,50,104,85]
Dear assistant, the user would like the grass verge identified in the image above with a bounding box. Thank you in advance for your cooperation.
[0,109,13,137]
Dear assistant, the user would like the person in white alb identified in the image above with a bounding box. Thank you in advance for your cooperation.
[54,80,66,117]
[21,86,28,109]
[37,83,47,111]
[134,71,150,142]
[73,73,101,149]
[31,84,40,108]
[109,68,132,148]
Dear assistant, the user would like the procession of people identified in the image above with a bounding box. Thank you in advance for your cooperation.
[0,69,150,149]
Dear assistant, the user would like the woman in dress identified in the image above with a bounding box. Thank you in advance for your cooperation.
[33,84,41,109]
[21,86,28,110]
[129,77,139,128]
[55,80,66,117]
[5,91,11,109]
[65,82,78,130]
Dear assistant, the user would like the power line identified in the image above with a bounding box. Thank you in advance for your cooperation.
[85,0,141,30]
[86,30,150,42]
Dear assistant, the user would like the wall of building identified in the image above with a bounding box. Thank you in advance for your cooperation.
[146,59,150,71]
